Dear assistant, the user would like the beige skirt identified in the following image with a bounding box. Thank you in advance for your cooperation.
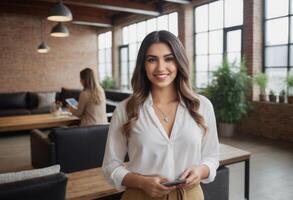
[121,184,204,200]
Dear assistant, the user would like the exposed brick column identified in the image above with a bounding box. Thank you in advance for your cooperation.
[243,0,263,101]
[252,0,264,100]
[112,26,122,88]
[178,5,194,79]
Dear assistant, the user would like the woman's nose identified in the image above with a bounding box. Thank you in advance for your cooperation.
[156,58,166,70]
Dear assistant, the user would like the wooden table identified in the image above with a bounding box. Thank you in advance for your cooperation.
[0,113,80,132]
[66,167,120,200]
[66,143,251,200]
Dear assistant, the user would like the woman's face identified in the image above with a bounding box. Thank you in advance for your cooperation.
[145,42,178,89]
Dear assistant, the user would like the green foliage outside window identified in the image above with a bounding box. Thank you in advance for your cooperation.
[101,76,116,90]
[203,57,251,124]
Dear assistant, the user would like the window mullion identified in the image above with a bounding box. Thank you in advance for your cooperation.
[287,0,291,73]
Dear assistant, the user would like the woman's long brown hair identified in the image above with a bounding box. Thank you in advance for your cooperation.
[123,30,207,136]
[80,68,104,104]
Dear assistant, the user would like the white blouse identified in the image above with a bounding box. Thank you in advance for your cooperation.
[102,94,219,190]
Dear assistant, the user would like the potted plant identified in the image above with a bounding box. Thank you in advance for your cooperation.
[279,90,286,103]
[204,57,251,137]
[268,90,277,102]
[101,76,116,90]
[253,73,268,101]
[286,74,293,104]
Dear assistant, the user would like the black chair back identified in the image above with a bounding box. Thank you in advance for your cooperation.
[49,125,109,173]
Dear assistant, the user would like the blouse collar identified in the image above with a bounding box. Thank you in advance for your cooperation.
[143,92,187,109]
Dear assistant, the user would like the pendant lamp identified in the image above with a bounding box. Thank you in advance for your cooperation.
[38,42,50,53]
[37,19,50,53]
[50,22,69,37]
[47,0,72,22]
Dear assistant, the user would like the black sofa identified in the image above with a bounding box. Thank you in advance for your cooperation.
[0,88,81,117]
[105,90,131,113]
[0,89,129,117]
[31,124,109,173]
[0,172,67,200]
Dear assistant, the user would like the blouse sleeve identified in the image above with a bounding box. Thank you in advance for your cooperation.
[200,97,220,184]
[102,103,130,190]
[71,91,88,117]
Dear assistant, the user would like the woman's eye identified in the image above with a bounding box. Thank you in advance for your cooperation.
[147,58,156,63]
[165,57,174,62]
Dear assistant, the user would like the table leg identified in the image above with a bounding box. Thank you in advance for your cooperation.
[244,159,250,200]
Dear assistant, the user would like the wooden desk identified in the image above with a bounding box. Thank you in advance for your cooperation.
[0,113,80,132]
[66,167,119,200]
[66,143,251,200]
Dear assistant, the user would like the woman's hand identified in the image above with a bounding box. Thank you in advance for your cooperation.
[179,166,202,189]
[139,176,175,197]
[66,105,75,113]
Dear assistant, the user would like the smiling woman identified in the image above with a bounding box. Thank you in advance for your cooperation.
[102,31,219,200]
[145,43,178,89]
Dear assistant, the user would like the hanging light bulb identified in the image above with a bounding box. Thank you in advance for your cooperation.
[37,19,50,53]
[50,22,69,37]
[38,42,50,53]
[47,0,73,22]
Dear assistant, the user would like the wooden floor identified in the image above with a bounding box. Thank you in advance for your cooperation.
[0,132,32,173]
[0,132,292,200]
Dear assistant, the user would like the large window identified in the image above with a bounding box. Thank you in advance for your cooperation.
[194,0,243,88]
[98,31,112,82]
[264,0,292,94]
[120,12,178,89]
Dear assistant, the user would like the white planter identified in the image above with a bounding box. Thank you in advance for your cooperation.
[218,123,235,137]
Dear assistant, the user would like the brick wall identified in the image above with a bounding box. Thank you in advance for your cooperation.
[0,13,98,93]
[237,102,293,142]
[235,0,293,142]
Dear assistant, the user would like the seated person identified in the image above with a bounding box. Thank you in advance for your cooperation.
[67,68,107,126]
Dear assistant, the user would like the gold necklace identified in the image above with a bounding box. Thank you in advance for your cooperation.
[153,104,170,123]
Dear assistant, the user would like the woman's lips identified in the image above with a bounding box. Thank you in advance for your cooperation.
[153,73,169,81]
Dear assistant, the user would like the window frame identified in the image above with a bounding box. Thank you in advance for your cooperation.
[263,0,293,94]
[263,0,292,72]
[119,12,178,89]
[119,45,130,89]
[97,31,112,81]
[193,0,244,89]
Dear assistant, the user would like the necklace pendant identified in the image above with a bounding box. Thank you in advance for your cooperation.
[163,116,169,123]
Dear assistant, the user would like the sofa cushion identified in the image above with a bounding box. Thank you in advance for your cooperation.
[0,109,31,117]
[55,92,62,102]
[0,92,27,109]
[0,172,67,200]
[0,165,60,184]
[37,92,56,109]
[27,92,39,109]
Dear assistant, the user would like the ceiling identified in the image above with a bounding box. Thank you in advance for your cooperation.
[0,0,191,28]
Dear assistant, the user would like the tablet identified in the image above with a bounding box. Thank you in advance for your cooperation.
[65,98,78,109]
